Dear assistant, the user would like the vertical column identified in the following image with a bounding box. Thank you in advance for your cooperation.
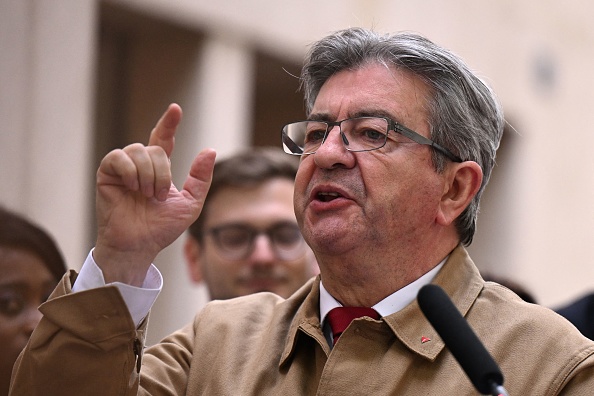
[194,34,255,156]
[147,34,255,345]
[0,1,31,207]
[0,0,97,268]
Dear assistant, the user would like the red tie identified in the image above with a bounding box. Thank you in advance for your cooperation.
[327,307,380,345]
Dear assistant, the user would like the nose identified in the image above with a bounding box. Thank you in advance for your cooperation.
[247,234,277,265]
[313,126,356,169]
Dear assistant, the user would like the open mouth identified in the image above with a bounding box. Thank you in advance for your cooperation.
[317,192,342,202]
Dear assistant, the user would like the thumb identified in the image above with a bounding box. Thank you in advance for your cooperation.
[182,148,217,212]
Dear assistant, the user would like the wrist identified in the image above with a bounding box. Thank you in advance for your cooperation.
[92,244,154,287]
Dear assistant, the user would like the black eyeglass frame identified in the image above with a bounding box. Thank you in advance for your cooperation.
[205,222,306,261]
[281,116,463,163]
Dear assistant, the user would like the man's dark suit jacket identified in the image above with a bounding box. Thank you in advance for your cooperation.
[556,293,594,340]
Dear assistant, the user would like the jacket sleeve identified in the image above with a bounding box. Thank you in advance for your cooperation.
[9,270,146,396]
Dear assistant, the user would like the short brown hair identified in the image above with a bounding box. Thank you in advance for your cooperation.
[188,147,299,240]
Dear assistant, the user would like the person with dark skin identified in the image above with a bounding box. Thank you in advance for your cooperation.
[0,207,66,396]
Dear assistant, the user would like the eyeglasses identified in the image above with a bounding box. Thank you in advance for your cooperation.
[281,116,462,162]
[206,222,306,261]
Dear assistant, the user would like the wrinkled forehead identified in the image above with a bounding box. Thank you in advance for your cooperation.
[310,63,433,127]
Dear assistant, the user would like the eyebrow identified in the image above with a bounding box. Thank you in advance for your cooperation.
[307,109,403,124]
[306,113,333,122]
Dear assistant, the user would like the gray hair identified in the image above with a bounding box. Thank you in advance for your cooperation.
[300,27,504,245]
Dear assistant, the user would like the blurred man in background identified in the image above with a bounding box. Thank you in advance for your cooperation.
[183,147,318,300]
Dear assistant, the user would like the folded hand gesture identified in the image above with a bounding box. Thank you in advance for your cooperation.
[93,104,216,286]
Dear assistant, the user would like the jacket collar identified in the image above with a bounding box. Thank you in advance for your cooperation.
[280,276,328,366]
[383,245,484,360]
[279,245,484,366]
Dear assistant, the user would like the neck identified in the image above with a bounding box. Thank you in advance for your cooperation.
[317,237,459,307]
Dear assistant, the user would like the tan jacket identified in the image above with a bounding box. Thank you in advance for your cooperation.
[10,246,594,395]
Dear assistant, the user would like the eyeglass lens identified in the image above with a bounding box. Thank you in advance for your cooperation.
[209,222,305,261]
[283,117,389,154]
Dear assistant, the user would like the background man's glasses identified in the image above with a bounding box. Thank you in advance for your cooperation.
[206,222,306,261]
[281,116,462,162]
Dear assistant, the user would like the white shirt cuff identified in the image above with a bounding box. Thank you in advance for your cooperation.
[72,249,162,327]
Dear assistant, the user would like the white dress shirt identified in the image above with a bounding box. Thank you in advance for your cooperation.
[319,261,444,344]
[72,250,162,327]
[73,249,444,331]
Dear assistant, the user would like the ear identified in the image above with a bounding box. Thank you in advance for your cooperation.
[184,236,204,283]
[436,161,483,226]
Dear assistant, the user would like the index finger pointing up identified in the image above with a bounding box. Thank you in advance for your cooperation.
[148,103,183,157]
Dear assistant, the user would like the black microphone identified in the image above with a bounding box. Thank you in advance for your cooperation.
[417,284,509,396]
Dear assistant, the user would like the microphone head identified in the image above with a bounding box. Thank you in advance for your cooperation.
[417,284,504,394]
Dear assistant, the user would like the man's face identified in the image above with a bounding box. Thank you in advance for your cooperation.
[187,178,317,300]
[294,63,448,274]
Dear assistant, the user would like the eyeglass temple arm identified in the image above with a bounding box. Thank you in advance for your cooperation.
[394,124,463,163]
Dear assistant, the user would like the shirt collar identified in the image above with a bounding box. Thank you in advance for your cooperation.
[319,259,446,326]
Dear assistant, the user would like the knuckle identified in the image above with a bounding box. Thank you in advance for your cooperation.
[147,145,167,158]
[124,143,147,156]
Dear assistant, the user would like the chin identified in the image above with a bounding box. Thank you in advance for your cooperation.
[311,235,355,257]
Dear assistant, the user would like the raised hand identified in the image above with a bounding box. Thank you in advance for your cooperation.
[93,104,216,286]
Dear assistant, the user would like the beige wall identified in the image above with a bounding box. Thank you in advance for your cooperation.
[1,0,96,269]
[2,0,594,343]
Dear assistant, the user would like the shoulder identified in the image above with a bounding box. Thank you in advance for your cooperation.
[475,281,583,336]
[473,284,594,361]
[193,277,317,332]
[468,282,594,392]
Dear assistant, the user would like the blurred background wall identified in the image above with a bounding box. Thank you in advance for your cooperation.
[2,0,593,344]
